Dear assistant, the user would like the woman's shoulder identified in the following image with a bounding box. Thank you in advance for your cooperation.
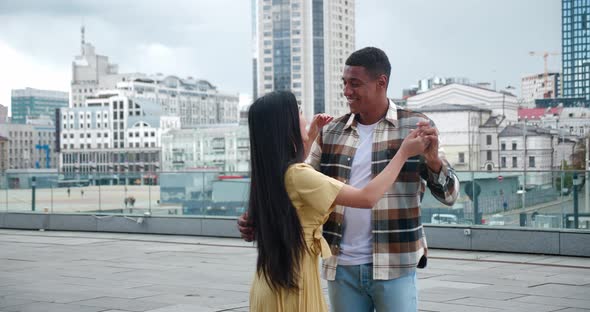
[285,163,320,186]
[286,163,320,181]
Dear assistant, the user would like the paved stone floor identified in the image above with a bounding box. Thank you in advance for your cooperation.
[0,229,589,312]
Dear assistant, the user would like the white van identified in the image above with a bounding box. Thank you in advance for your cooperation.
[431,214,458,224]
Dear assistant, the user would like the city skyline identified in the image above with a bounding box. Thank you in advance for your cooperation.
[0,0,560,116]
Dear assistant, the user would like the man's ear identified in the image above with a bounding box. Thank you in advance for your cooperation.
[378,75,388,89]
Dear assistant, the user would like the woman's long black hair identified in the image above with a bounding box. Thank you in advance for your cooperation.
[248,91,306,291]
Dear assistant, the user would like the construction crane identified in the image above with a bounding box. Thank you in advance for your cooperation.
[529,51,561,98]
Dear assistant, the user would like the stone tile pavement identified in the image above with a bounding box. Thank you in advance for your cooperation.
[0,229,589,312]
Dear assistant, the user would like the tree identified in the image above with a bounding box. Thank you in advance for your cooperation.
[571,138,587,170]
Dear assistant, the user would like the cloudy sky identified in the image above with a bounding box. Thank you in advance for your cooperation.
[0,0,560,115]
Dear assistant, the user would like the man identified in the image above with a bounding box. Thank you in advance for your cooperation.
[239,47,459,311]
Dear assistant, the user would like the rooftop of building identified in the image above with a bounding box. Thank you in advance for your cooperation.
[499,124,554,138]
[1,229,588,312]
[415,103,493,113]
[518,107,563,120]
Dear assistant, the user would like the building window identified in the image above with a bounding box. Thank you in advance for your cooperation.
[501,142,506,151]
[512,157,517,168]
[529,156,535,168]
[512,142,517,150]
[486,150,492,161]
[501,157,506,168]
[486,135,492,145]
[458,152,465,164]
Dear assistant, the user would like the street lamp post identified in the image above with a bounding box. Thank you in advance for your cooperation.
[31,176,36,212]
[522,119,527,210]
[573,173,582,228]
[585,137,589,214]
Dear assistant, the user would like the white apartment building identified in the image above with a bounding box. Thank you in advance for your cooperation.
[117,75,239,127]
[479,115,509,171]
[521,72,560,105]
[257,0,355,121]
[415,104,492,170]
[161,125,250,173]
[72,29,238,127]
[407,83,520,123]
[498,124,555,186]
[59,90,180,184]
[555,107,590,137]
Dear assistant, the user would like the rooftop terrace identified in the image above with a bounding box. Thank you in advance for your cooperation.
[1,229,589,312]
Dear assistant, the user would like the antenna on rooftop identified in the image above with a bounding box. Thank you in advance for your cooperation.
[81,24,85,54]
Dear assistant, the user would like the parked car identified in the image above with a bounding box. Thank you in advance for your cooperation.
[488,214,505,226]
[431,214,458,224]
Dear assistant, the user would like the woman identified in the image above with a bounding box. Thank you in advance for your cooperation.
[248,91,427,312]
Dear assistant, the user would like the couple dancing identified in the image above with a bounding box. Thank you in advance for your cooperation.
[242,47,459,312]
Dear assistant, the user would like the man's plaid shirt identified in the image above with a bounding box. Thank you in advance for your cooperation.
[307,101,459,281]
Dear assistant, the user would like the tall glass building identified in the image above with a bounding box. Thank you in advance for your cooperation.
[256,0,355,121]
[562,0,590,106]
[11,88,69,124]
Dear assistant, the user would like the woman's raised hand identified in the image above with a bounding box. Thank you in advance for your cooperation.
[399,128,429,159]
[309,113,334,134]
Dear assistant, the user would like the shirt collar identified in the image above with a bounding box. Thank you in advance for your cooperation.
[344,99,399,130]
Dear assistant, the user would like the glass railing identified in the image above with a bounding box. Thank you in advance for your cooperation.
[422,170,590,230]
[1,169,589,230]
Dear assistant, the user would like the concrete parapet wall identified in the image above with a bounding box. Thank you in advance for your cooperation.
[1,212,589,257]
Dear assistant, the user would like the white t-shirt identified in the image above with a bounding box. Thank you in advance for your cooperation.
[337,121,378,266]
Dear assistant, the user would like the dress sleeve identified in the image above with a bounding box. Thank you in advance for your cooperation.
[289,164,344,215]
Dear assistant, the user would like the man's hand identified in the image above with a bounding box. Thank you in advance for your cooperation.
[417,121,442,173]
[237,212,255,242]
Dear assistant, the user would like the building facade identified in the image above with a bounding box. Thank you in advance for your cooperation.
[10,88,68,125]
[71,27,144,108]
[562,0,590,105]
[161,125,250,173]
[0,122,57,170]
[0,104,7,123]
[58,91,179,184]
[498,124,555,186]
[521,72,561,105]
[407,83,520,123]
[72,31,238,127]
[479,116,508,171]
[0,136,7,173]
[415,104,492,170]
[256,0,355,121]
[116,75,239,127]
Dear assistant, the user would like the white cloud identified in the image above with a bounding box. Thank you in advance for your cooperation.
[0,41,70,115]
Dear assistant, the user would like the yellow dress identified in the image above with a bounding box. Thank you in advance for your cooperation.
[249,163,344,312]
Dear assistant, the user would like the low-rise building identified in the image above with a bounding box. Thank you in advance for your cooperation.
[415,104,492,170]
[161,124,250,173]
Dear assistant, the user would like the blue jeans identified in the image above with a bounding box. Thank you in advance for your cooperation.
[328,263,417,312]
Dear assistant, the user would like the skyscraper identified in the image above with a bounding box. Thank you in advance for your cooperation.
[562,0,590,106]
[256,0,354,121]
